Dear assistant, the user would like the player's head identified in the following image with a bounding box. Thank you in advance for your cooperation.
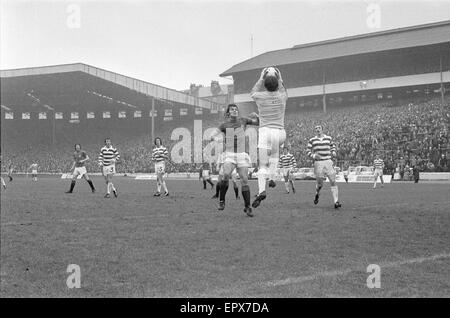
[74,144,81,151]
[105,138,111,147]
[154,137,162,146]
[314,124,323,135]
[264,76,279,92]
[225,104,239,119]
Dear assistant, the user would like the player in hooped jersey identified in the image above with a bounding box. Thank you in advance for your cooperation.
[373,154,385,189]
[152,137,170,197]
[66,144,96,193]
[250,67,288,209]
[210,104,259,216]
[278,146,297,194]
[98,138,120,198]
[307,125,341,209]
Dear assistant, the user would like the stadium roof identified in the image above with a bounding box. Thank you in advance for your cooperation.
[220,20,450,76]
[0,63,220,109]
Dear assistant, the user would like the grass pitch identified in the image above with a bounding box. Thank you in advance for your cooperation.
[1,176,449,297]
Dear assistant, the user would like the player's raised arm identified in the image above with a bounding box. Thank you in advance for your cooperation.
[250,68,268,97]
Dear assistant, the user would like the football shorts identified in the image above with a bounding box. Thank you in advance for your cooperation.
[314,159,335,179]
[155,162,165,174]
[258,127,286,152]
[374,169,383,178]
[223,152,251,168]
[102,164,116,176]
[202,170,211,178]
[73,166,87,177]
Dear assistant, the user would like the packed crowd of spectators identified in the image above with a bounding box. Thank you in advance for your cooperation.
[2,97,449,174]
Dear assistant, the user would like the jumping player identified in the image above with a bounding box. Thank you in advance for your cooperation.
[66,144,96,193]
[250,67,287,208]
[152,137,169,197]
[278,146,297,194]
[28,163,38,181]
[307,125,341,209]
[98,138,120,198]
[210,104,258,216]
[373,154,385,189]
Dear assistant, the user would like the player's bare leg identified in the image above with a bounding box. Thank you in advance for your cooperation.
[289,173,296,193]
[218,163,233,210]
[232,179,239,199]
[66,171,79,193]
[329,174,341,209]
[283,174,290,193]
[314,178,323,205]
[252,148,269,208]
[237,166,253,217]
[83,174,96,193]
[161,173,169,196]
[212,174,222,199]
[154,174,162,196]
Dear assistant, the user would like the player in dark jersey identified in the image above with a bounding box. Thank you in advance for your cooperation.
[199,162,214,189]
[66,144,96,193]
[210,104,259,216]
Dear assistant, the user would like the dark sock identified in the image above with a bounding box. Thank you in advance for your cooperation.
[215,181,221,196]
[203,180,206,189]
[234,186,239,198]
[219,180,229,201]
[242,185,251,207]
[87,180,95,191]
[69,180,76,192]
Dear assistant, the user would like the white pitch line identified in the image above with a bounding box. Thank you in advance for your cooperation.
[264,253,450,288]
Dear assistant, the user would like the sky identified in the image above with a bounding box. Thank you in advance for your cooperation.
[1,0,450,91]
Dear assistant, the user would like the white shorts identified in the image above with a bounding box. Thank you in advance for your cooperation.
[202,170,210,178]
[314,160,335,179]
[155,162,165,174]
[258,127,286,152]
[32,170,37,175]
[374,169,383,178]
[102,164,116,176]
[73,166,87,177]
[281,168,292,177]
[223,152,251,168]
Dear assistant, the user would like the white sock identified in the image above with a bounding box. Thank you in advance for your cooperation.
[162,181,168,193]
[111,183,116,192]
[1,178,6,187]
[373,180,377,188]
[284,182,289,192]
[157,182,161,193]
[107,182,111,194]
[290,180,295,190]
[330,186,338,203]
[257,168,267,194]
